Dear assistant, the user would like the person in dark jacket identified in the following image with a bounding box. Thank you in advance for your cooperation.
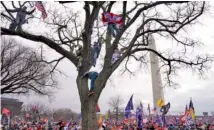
[8,6,35,31]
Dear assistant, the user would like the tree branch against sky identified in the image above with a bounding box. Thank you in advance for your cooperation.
[1,38,58,97]
[1,1,213,129]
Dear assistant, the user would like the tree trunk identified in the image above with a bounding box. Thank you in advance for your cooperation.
[81,100,98,130]
[76,76,101,130]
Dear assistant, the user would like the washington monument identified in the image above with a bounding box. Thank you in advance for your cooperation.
[148,35,165,111]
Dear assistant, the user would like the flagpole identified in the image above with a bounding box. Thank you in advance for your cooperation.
[8,115,10,129]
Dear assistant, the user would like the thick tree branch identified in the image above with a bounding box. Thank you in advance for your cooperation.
[1,27,78,66]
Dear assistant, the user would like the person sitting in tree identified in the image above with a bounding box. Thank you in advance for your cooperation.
[76,45,83,71]
[82,71,99,97]
[8,6,35,31]
[111,48,122,64]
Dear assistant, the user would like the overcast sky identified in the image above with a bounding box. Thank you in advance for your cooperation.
[2,1,214,116]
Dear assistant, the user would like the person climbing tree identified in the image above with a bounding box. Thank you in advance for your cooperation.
[102,12,122,38]
[8,6,35,31]
[92,39,102,67]
[111,48,122,64]
[76,45,83,71]
[82,71,99,97]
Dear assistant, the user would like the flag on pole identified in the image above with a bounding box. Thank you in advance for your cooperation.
[35,1,47,20]
[105,110,110,120]
[157,98,165,108]
[66,120,72,130]
[2,108,10,116]
[189,98,195,120]
[124,94,134,118]
[136,102,143,128]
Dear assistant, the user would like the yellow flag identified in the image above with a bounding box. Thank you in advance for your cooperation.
[157,98,165,108]
[189,108,195,120]
[105,111,109,120]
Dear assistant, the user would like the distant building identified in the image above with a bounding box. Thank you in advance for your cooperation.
[1,97,23,117]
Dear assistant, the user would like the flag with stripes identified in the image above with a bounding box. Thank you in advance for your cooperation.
[35,1,47,20]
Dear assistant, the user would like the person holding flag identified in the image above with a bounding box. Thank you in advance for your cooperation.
[102,12,122,38]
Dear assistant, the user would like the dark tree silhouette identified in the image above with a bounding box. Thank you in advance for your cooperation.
[108,95,124,122]
[1,1,212,129]
[1,38,58,96]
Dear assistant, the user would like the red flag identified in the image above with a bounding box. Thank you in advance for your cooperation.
[96,104,100,112]
[102,12,123,28]
[35,1,47,20]
[2,108,10,116]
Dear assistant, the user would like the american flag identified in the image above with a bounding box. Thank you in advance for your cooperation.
[35,1,47,20]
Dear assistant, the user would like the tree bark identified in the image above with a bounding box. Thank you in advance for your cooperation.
[76,76,100,130]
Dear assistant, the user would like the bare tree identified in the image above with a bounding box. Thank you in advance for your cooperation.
[1,38,58,96]
[1,1,213,129]
[22,102,51,120]
[108,95,124,122]
[53,108,78,121]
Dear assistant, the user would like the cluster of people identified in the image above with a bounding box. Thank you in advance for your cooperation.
[100,120,214,130]
[0,119,79,130]
[1,116,214,130]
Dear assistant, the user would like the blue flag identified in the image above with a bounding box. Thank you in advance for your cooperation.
[125,94,134,118]
[66,120,72,130]
[136,102,143,128]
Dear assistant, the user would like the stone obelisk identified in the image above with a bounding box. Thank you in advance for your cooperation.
[148,35,165,112]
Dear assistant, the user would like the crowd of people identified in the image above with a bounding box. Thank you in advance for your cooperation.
[1,115,214,130]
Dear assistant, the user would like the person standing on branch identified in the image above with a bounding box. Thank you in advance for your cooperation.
[111,49,122,64]
[76,45,83,71]
[102,12,122,38]
[8,6,35,31]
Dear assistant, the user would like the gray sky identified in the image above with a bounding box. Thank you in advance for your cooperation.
[2,1,214,116]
